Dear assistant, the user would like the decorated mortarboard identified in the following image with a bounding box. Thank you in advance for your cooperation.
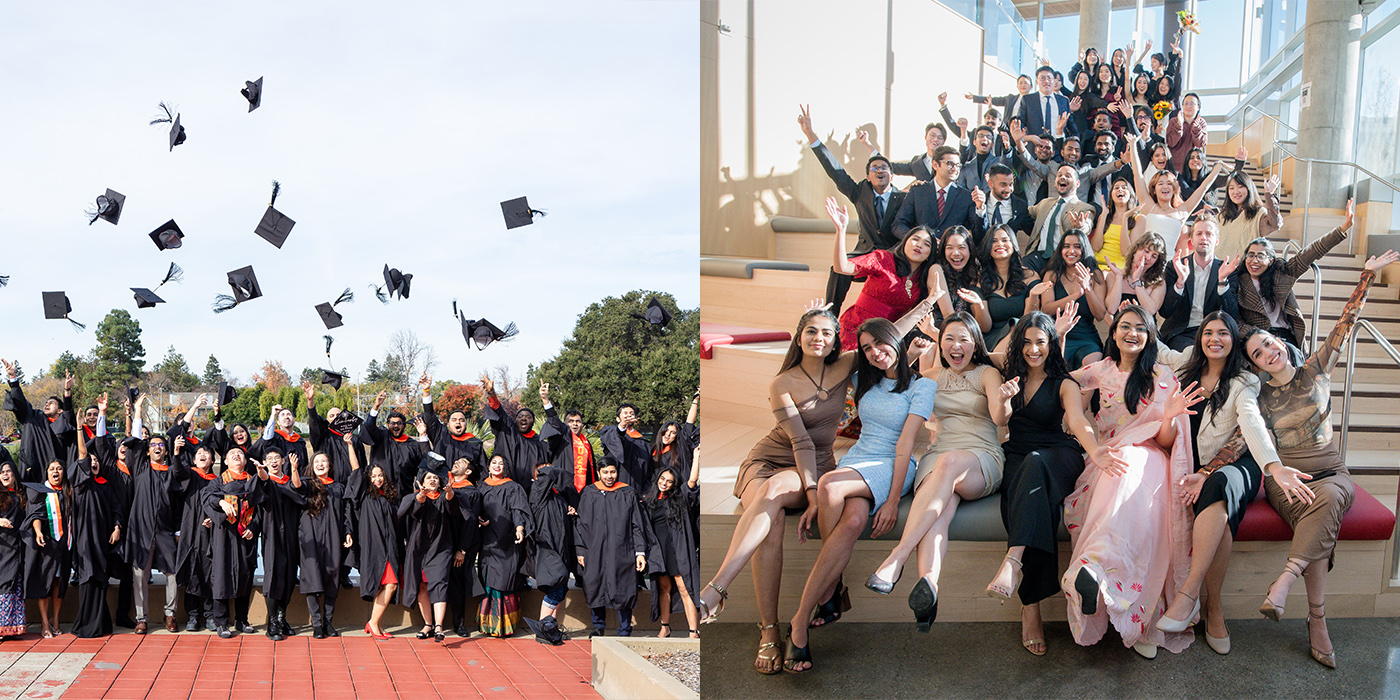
[150,102,186,152]
[130,288,165,309]
[415,451,449,484]
[500,196,546,229]
[216,380,237,407]
[314,287,354,330]
[126,386,140,405]
[241,76,263,112]
[371,265,412,304]
[320,369,347,390]
[212,265,262,313]
[637,296,673,327]
[41,292,84,331]
[86,189,125,226]
[329,409,363,434]
[148,220,184,251]
[254,181,295,248]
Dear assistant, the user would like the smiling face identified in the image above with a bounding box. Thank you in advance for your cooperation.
[422,472,441,492]
[1199,319,1233,361]
[149,437,167,463]
[1074,72,1091,92]
[617,406,636,428]
[231,425,249,445]
[264,451,283,473]
[226,449,247,471]
[599,463,619,487]
[1112,49,1124,66]
[973,130,992,154]
[1150,145,1170,169]
[987,172,1014,202]
[488,455,506,479]
[1095,132,1114,157]
[1113,311,1148,357]
[47,461,63,487]
[1135,75,1149,94]
[1132,245,1160,271]
[1021,327,1050,368]
[942,233,970,271]
[447,411,468,436]
[516,409,535,433]
[1182,94,1200,120]
[83,407,99,428]
[1055,164,1079,195]
[925,125,945,150]
[940,322,976,371]
[451,458,471,480]
[1034,139,1055,161]
[1111,179,1132,204]
[903,229,933,263]
[386,414,405,437]
[933,153,961,183]
[1227,178,1249,204]
[0,464,14,490]
[1136,111,1153,132]
[1246,332,1290,374]
[369,465,387,488]
[1036,70,1054,95]
[1245,243,1273,277]
[1017,75,1032,94]
[656,470,675,494]
[1058,233,1085,267]
[1187,150,1203,171]
[1096,64,1113,85]
[989,228,1014,261]
[799,315,837,359]
[313,453,330,478]
[858,331,898,372]
[660,424,678,445]
[1153,171,1178,202]
[194,448,213,471]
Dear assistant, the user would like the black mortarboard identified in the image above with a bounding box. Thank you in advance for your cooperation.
[241,77,263,112]
[150,102,185,152]
[320,369,347,390]
[126,386,140,405]
[42,292,84,331]
[131,288,165,309]
[415,451,449,485]
[523,616,565,646]
[22,481,60,495]
[148,220,184,251]
[372,265,412,303]
[254,181,294,248]
[87,189,125,226]
[642,296,672,327]
[216,381,236,407]
[315,303,342,329]
[500,196,546,229]
[329,410,363,434]
[212,266,261,313]
[461,318,519,350]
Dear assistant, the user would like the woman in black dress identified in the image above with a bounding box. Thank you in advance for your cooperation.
[294,441,355,638]
[979,224,1048,352]
[68,426,125,638]
[477,453,532,638]
[644,466,700,638]
[0,462,25,638]
[347,461,402,640]
[982,313,1121,656]
[398,461,455,643]
[25,459,72,638]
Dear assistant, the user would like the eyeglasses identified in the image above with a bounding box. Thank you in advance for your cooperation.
[1244,252,1272,261]
[868,164,891,173]
[940,160,962,169]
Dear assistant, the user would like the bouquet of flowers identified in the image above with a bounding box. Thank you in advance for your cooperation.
[1152,100,1174,122]
[1177,11,1202,35]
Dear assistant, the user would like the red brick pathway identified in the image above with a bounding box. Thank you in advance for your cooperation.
[0,631,602,700]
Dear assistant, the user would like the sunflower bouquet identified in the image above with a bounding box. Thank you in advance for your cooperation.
[1152,100,1174,122]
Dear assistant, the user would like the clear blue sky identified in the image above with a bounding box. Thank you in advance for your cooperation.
[0,1,698,386]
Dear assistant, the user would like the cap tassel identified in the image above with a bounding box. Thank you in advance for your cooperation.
[334,287,354,306]
[529,208,547,219]
[269,180,281,208]
[84,205,102,225]
[156,262,183,290]
[370,284,389,305]
[500,322,520,342]
[211,294,239,313]
[452,298,458,319]
[0,276,8,288]
[67,317,86,332]
[324,334,334,359]
[149,102,176,126]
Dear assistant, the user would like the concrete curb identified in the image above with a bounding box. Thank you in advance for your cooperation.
[592,637,699,700]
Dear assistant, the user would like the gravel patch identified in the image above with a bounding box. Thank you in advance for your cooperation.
[643,649,700,694]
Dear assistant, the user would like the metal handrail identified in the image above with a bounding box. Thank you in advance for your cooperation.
[1272,140,1400,252]
[1279,240,1323,352]
[1338,317,1400,584]
[1245,105,1298,136]
[1244,106,1296,182]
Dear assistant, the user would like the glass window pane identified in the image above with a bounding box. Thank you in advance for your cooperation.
[1188,0,1245,90]
[1356,27,1400,176]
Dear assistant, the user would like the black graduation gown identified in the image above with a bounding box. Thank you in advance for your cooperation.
[85,431,132,572]
[423,405,485,475]
[598,426,651,492]
[67,460,125,585]
[203,474,263,601]
[648,423,698,485]
[121,436,184,573]
[576,482,646,610]
[398,492,454,603]
[540,406,596,509]
[254,429,309,474]
[291,480,351,597]
[307,407,364,483]
[0,492,24,594]
[526,466,574,589]
[363,414,425,499]
[645,483,701,621]
[345,469,403,602]
[477,478,532,593]
[207,424,257,462]
[7,381,75,483]
[446,479,482,592]
[483,401,548,490]
[257,476,302,602]
[172,468,218,598]
[22,482,73,599]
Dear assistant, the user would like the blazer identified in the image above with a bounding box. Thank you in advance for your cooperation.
[973,92,1030,129]
[1161,257,1240,340]
[1016,92,1079,141]
[1024,196,1096,261]
[955,150,1011,193]
[810,140,907,254]
[892,181,984,244]
[1235,226,1347,345]
[981,195,1034,240]
[891,152,936,182]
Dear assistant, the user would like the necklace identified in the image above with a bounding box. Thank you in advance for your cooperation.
[904,273,916,297]
[799,362,829,401]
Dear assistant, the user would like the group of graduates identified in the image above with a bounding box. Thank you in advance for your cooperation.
[0,364,702,644]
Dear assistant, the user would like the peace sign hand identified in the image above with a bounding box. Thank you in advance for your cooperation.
[797,104,817,143]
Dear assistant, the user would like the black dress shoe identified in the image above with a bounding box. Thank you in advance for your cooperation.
[326,625,340,637]
[313,628,327,640]
[908,577,939,633]
[1075,568,1100,616]
[217,627,233,639]
[237,621,256,634]
[185,618,199,632]
[454,626,470,638]
[270,630,284,642]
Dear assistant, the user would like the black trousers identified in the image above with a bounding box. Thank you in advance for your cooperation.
[306,593,337,629]
[448,559,471,630]
[1001,446,1086,606]
[212,594,250,627]
[183,591,213,622]
[112,564,133,623]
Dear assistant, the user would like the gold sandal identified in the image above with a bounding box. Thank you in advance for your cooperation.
[754,622,781,675]
[699,581,728,624]
[1307,603,1336,669]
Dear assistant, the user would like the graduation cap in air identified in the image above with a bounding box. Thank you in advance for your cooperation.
[216,380,237,407]
[500,196,546,229]
[42,292,85,332]
[314,287,354,329]
[212,265,262,313]
[320,369,347,391]
[329,409,363,434]
[241,76,263,112]
[415,451,449,486]
[634,296,673,328]
[523,616,565,646]
[463,317,519,351]
[150,102,186,151]
[371,265,412,304]
[254,181,295,248]
[130,288,165,309]
[86,189,125,226]
[148,220,184,251]
[126,386,141,405]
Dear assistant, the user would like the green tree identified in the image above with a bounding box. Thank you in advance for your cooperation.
[203,355,223,385]
[218,383,265,428]
[90,309,146,395]
[153,346,200,390]
[524,290,698,431]
[364,359,385,384]
[51,351,99,410]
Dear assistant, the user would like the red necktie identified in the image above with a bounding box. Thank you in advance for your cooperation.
[936,188,946,220]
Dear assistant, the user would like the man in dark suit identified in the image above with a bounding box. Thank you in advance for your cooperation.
[1016,65,1077,141]
[799,105,908,314]
[892,145,984,245]
[868,122,947,182]
[977,163,1032,241]
[1160,217,1240,350]
[955,126,1010,194]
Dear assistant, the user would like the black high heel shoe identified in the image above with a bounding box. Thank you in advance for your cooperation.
[416,625,432,640]
[1075,568,1100,616]
[809,578,851,628]
[908,577,938,633]
[782,624,812,674]
[434,625,445,643]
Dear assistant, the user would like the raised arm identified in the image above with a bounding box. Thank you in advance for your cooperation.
[1180,159,1227,215]
[828,197,857,275]
[799,105,862,202]
[1124,132,1152,205]
[1284,201,1350,278]
[1317,253,1398,372]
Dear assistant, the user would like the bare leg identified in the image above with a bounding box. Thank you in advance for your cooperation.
[37,595,51,636]
[986,545,1027,596]
[657,577,673,636]
[432,601,447,628]
[416,587,433,635]
[787,492,871,669]
[1263,555,1308,613]
[1201,528,1233,640]
[673,577,700,637]
[369,584,396,635]
[872,452,984,586]
[1022,603,1045,655]
[1164,501,1228,621]
[698,471,806,613]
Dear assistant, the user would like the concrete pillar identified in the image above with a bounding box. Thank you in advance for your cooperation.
[1296,0,1363,210]
[1078,0,1110,56]
[1163,0,1185,49]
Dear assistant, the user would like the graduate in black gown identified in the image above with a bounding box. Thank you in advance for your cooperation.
[598,403,651,490]
[257,449,300,641]
[399,455,457,643]
[257,404,309,470]
[346,461,402,639]
[443,451,482,638]
[643,466,700,638]
[2,360,76,483]
[173,443,218,632]
[204,448,265,638]
[648,392,699,484]
[363,390,426,500]
[539,384,597,507]
[482,376,549,491]
[418,373,486,473]
[527,461,575,644]
[476,453,532,638]
[576,457,647,637]
[123,394,184,634]
[291,440,355,638]
[0,462,26,637]
[68,410,127,639]
[106,401,137,630]
[303,381,363,483]
[24,459,72,638]
[208,417,256,462]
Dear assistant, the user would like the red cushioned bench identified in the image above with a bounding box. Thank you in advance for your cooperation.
[1237,484,1396,541]
[700,323,792,360]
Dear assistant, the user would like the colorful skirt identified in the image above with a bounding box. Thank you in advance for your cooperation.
[0,577,25,636]
[477,586,519,638]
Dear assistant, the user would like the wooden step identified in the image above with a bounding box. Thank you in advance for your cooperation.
[702,269,858,331]
[775,231,859,270]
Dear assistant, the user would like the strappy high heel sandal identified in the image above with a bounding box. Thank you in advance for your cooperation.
[809,578,850,628]
[1260,559,1305,621]
[753,622,781,675]
[433,624,445,643]
[698,582,727,624]
[985,554,1023,602]
[1307,603,1336,669]
[416,625,433,640]
[782,624,812,674]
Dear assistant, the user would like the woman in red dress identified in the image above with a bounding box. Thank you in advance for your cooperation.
[828,197,936,350]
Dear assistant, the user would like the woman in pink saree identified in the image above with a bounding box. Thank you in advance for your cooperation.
[1062,304,1204,658]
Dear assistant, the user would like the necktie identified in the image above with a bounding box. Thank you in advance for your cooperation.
[936,188,946,220]
[1043,199,1064,257]
[1042,96,1051,133]
[875,195,886,224]
[991,202,1003,226]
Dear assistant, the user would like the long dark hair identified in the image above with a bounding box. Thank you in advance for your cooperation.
[937,226,981,309]
[230,423,250,446]
[778,308,841,374]
[651,421,682,472]
[643,467,688,527]
[890,225,937,299]
[1003,313,1076,410]
[1044,231,1103,285]
[977,225,1029,298]
[937,312,995,370]
[1104,177,1139,233]
[1177,311,1248,425]
[366,464,399,502]
[0,462,25,513]
[1232,237,1281,296]
[1219,170,1261,223]
[852,318,913,405]
[1123,231,1169,287]
[306,476,329,517]
[1105,305,1160,415]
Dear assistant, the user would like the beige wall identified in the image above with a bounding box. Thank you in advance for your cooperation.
[702,0,997,258]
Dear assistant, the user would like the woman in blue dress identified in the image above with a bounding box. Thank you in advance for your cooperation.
[783,317,937,673]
